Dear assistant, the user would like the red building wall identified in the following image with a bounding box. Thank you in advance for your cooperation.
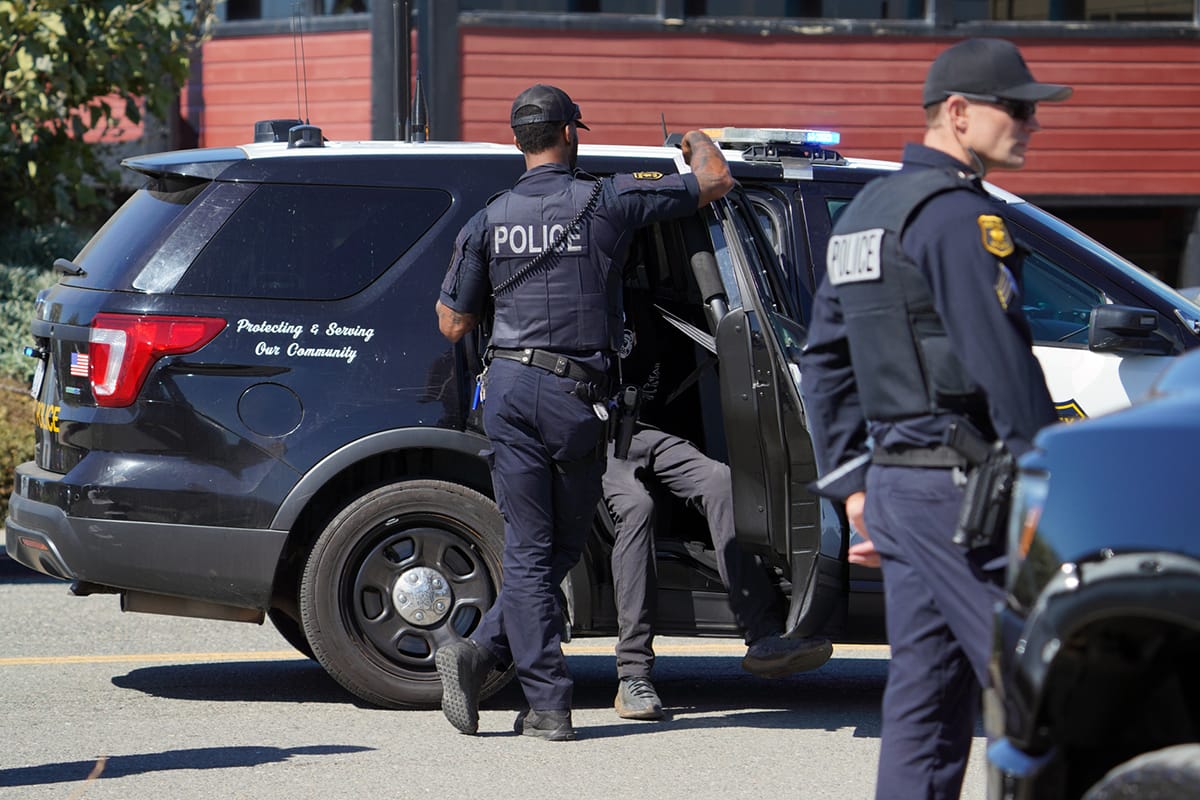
[189,26,1199,200]
[458,29,1200,199]
[192,30,373,146]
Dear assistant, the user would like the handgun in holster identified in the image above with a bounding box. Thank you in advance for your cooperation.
[943,421,1016,552]
[611,384,641,460]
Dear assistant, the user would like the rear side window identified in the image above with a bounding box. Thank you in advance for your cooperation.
[71,178,208,288]
[174,184,452,300]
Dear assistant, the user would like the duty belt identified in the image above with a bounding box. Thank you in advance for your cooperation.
[872,444,968,469]
[487,347,610,392]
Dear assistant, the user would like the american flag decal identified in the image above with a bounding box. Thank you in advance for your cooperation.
[70,351,90,378]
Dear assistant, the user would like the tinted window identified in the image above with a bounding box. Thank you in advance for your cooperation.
[71,179,209,289]
[1021,248,1106,346]
[175,184,452,300]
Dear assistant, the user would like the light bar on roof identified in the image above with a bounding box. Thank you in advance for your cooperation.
[703,127,841,147]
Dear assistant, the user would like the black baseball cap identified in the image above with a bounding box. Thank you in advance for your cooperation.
[922,38,1072,107]
[510,84,589,130]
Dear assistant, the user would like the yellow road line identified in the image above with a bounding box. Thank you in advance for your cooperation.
[0,642,888,667]
[0,650,306,666]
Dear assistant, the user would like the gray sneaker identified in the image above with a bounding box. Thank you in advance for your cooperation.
[435,640,494,734]
[614,676,664,720]
[742,635,833,678]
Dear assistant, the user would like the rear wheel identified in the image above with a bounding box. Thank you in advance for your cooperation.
[299,479,509,708]
[267,607,315,660]
[1082,744,1200,800]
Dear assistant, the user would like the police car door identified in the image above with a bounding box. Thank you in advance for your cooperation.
[704,192,827,634]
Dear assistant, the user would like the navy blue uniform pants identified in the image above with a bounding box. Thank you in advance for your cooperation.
[604,428,780,679]
[865,464,1004,800]
[471,358,607,711]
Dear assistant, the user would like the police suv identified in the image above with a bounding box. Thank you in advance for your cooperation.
[8,122,1199,708]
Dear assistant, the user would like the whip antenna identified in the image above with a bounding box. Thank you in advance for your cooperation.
[284,1,323,148]
[291,3,311,124]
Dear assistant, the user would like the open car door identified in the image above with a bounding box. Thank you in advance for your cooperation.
[698,192,840,637]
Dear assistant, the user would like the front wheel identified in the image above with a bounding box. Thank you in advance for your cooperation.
[299,479,509,708]
[1083,744,1200,800]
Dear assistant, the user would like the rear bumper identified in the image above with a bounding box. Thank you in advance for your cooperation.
[6,466,287,611]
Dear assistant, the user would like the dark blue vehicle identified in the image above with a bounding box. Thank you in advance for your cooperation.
[986,348,1200,799]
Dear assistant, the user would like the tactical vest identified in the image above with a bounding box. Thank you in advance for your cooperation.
[486,178,621,353]
[827,168,987,422]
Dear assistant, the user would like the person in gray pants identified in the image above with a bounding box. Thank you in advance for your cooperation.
[604,426,833,721]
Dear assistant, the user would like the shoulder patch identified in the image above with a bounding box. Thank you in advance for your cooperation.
[632,171,664,181]
[977,215,1014,258]
[994,263,1016,310]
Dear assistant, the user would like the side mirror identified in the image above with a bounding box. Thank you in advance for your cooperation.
[1088,305,1176,355]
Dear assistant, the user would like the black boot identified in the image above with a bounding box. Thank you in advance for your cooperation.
[435,640,495,734]
[513,708,576,741]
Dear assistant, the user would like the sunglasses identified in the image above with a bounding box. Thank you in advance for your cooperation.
[952,92,1038,122]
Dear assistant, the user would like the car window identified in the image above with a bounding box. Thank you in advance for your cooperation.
[1021,247,1107,346]
[827,197,852,228]
[71,178,211,290]
[174,184,452,300]
[717,191,797,322]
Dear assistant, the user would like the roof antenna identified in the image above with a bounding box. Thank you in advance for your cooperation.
[660,112,683,148]
[394,0,411,140]
[287,2,323,148]
[410,70,428,142]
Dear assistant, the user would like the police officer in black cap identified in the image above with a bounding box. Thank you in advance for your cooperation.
[799,39,1071,797]
[434,83,733,741]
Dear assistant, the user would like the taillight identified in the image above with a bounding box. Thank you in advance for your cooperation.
[88,314,226,407]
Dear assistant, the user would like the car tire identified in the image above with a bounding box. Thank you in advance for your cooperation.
[267,607,316,660]
[299,479,509,708]
[1082,744,1200,800]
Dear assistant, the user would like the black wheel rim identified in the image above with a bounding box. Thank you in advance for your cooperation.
[340,512,497,679]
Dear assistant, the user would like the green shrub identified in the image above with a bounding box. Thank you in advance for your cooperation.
[0,221,88,270]
[0,265,60,383]
[0,223,86,525]
[0,383,34,524]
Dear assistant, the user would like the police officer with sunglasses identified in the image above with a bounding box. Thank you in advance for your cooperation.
[799,38,1071,798]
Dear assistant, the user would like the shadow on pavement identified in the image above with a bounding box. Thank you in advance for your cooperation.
[110,652,887,738]
[0,549,57,584]
[112,658,356,705]
[0,744,374,788]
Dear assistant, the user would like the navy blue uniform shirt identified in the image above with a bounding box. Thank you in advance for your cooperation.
[439,162,700,366]
[802,143,1056,499]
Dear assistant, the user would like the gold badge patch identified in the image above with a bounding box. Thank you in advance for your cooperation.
[977,215,1014,258]
[632,171,664,181]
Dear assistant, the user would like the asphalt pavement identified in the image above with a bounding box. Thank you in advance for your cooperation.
[1,549,991,800]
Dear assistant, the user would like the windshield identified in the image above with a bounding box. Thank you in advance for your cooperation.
[1010,201,1200,330]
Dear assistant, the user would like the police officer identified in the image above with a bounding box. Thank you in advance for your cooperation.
[433,84,733,741]
[605,289,832,721]
[798,39,1070,797]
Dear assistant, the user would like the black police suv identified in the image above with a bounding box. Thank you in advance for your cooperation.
[9,123,1200,709]
[986,347,1200,800]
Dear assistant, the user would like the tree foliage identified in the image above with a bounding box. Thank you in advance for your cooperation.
[0,0,215,228]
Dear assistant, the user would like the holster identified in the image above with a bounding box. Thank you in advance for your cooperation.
[944,422,1016,552]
